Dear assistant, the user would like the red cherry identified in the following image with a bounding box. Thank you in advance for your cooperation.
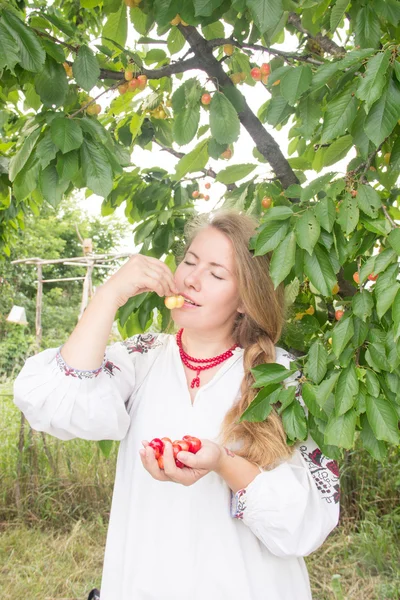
[353,272,360,284]
[175,459,185,469]
[157,456,164,469]
[201,92,211,105]
[205,182,211,189]
[368,273,378,281]
[250,67,261,81]
[149,438,164,459]
[335,309,344,321]
[182,435,202,454]
[172,442,182,458]
[173,439,190,452]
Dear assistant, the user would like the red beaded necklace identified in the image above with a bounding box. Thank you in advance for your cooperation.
[176,328,240,389]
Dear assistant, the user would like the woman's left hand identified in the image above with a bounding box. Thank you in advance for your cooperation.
[139,438,222,486]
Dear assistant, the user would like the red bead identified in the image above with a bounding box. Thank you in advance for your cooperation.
[176,328,240,388]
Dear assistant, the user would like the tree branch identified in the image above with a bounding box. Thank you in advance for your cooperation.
[98,57,200,82]
[208,39,325,66]
[287,13,346,56]
[178,25,299,189]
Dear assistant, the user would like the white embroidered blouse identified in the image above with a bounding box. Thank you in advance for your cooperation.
[13,332,340,600]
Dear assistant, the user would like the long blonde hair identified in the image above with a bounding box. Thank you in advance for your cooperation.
[174,208,295,469]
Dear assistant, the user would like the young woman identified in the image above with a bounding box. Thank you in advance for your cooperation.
[14,209,340,600]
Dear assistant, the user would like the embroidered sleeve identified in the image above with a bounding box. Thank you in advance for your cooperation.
[231,488,247,519]
[13,333,165,442]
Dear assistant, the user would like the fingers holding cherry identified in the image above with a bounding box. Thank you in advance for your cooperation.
[146,435,202,469]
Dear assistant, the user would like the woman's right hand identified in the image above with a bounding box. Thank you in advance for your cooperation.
[100,254,180,308]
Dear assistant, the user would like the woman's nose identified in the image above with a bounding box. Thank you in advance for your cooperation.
[184,270,201,289]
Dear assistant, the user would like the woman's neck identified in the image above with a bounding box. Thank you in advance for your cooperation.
[179,328,236,358]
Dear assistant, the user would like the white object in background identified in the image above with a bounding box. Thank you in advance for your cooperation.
[6,305,28,325]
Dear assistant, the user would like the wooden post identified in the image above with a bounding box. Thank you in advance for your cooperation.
[35,263,43,351]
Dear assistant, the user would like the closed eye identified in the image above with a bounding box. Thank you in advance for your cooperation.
[183,260,223,280]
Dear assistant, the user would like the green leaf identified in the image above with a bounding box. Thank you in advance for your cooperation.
[282,401,308,440]
[51,118,83,154]
[312,62,341,91]
[355,5,381,49]
[167,26,185,54]
[335,363,358,416]
[330,0,350,31]
[302,383,323,417]
[13,156,40,201]
[356,50,391,113]
[269,231,296,287]
[173,139,209,180]
[0,23,20,73]
[307,340,328,384]
[1,9,46,72]
[332,314,354,357]
[314,196,336,232]
[246,0,283,33]
[357,184,381,218]
[298,95,322,138]
[352,291,374,322]
[98,440,114,458]
[324,409,357,449]
[280,65,312,106]
[56,150,79,182]
[34,56,68,107]
[295,209,321,255]
[337,194,359,235]
[36,131,58,169]
[215,163,256,184]
[387,228,400,255]
[365,342,389,372]
[364,76,400,146]
[392,288,400,341]
[365,370,380,397]
[210,92,240,144]
[266,96,293,126]
[72,45,100,92]
[103,3,127,48]
[194,0,224,17]
[39,164,69,207]
[251,362,296,388]
[41,12,75,37]
[262,206,294,221]
[80,138,113,198]
[300,172,336,203]
[254,220,289,256]
[173,105,200,145]
[365,395,400,444]
[360,413,387,462]
[321,89,358,144]
[239,384,281,422]
[41,38,66,63]
[8,127,41,182]
[375,282,400,320]
[303,244,337,297]
[202,21,225,40]
[322,135,353,167]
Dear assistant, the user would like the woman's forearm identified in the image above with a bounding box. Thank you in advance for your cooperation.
[60,285,120,370]
[215,447,261,493]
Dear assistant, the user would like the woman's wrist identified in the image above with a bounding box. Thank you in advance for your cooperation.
[214,445,261,494]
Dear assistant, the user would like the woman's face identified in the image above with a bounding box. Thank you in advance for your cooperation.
[172,226,244,331]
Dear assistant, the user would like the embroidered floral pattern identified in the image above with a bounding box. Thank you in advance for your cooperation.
[231,488,247,519]
[299,445,340,505]
[123,333,163,355]
[55,350,117,380]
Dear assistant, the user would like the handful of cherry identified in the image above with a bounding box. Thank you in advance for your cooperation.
[149,436,202,469]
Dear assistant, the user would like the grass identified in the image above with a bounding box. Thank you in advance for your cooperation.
[1,381,399,599]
